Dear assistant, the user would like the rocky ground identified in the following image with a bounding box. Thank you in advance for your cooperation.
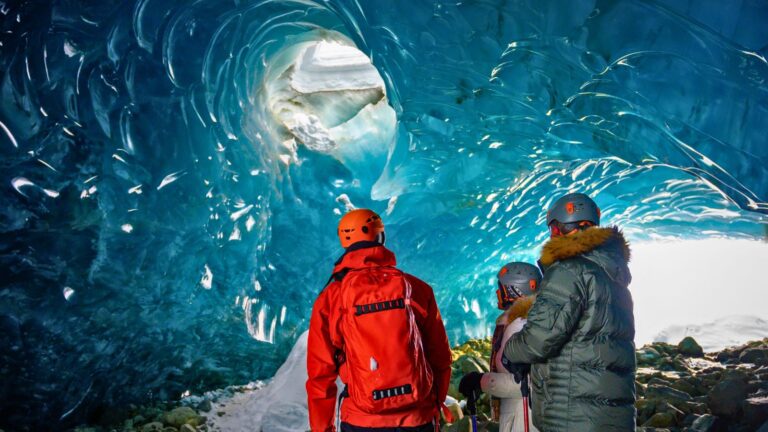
[446,336,768,432]
[32,337,768,432]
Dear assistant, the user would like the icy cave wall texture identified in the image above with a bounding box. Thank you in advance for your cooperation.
[1,0,767,427]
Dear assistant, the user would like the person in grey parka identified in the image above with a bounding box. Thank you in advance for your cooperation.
[502,193,636,431]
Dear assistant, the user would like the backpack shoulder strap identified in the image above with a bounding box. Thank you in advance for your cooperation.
[322,268,351,290]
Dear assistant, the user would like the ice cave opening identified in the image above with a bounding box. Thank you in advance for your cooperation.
[260,33,397,184]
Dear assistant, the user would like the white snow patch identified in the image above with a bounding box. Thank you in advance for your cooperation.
[631,238,768,347]
[206,332,310,432]
[653,315,768,352]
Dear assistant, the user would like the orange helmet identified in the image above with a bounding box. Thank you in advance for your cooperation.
[338,209,385,248]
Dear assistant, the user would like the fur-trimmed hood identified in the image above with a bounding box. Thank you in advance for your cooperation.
[540,226,630,266]
[496,295,536,325]
[539,227,632,288]
[506,295,535,324]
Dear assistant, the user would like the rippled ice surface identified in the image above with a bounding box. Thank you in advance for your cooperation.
[0,0,766,427]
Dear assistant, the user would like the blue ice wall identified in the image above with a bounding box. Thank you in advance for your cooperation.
[0,0,766,427]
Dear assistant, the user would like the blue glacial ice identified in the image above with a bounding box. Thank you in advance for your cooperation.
[0,0,767,427]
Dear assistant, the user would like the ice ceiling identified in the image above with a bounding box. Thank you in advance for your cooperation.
[0,0,767,427]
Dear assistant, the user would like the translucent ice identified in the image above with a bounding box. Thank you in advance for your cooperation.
[0,0,766,427]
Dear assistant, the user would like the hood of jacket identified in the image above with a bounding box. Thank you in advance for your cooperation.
[539,226,632,286]
[333,242,397,274]
[503,295,536,325]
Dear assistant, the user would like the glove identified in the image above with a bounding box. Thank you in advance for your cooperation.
[501,354,530,383]
[458,371,484,399]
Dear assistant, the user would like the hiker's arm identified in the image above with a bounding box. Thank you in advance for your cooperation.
[503,265,584,364]
[306,287,338,432]
[418,280,453,403]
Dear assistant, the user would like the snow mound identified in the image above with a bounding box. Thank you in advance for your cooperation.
[207,332,309,432]
[653,315,768,352]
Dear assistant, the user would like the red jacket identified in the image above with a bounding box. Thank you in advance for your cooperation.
[306,245,452,431]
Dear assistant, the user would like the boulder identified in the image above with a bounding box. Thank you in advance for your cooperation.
[678,337,704,358]
[636,398,657,425]
[162,407,203,428]
[142,422,164,432]
[743,396,768,428]
[749,380,768,395]
[196,399,212,412]
[671,377,707,397]
[689,414,718,432]
[642,412,676,427]
[637,346,663,366]
[454,355,490,374]
[707,378,748,417]
[646,384,692,403]
[740,347,768,365]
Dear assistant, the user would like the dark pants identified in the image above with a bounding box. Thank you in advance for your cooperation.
[340,422,434,432]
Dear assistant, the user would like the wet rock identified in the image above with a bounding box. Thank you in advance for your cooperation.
[748,380,768,395]
[670,377,707,398]
[637,346,663,366]
[196,399,212,412]
[707,378,748,417]
[678,337,704,358]
[743,396,768,428]
[646,384,692,403]
[647,377,675,387]
[142,422,164,432]
[180,425,197,432]
[642,412,676,427]
[162,406,203,427]
[658,356,690,372]
[635,398,656,424]
[689,414,717,431]
[455,355,490,374]
[740,347,768,365]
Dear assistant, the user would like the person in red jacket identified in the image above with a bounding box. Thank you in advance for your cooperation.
[307,209,452,432]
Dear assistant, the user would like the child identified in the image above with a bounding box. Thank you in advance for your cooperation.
[459,262,541,432]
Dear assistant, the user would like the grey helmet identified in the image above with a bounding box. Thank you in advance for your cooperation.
[546,192,601,226]
[496,262,542,309]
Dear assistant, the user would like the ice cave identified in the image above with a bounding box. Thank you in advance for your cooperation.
[0,0,767,430]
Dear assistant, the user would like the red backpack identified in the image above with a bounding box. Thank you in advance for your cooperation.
[337,266,435,413]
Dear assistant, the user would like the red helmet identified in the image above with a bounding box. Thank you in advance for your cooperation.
[337,209,385,248]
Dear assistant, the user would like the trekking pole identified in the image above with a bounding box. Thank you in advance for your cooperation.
[520,372,531,432]
[468,390,478,432]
